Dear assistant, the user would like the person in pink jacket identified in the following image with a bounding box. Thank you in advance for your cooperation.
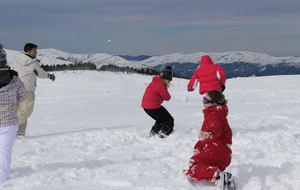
[184,90,233,186]
[187,55,226,106]
[141,66,174,138]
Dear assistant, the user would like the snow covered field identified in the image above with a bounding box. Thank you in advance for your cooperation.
[1,71,300,190]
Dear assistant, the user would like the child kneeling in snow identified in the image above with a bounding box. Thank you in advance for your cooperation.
[184,90,232,182]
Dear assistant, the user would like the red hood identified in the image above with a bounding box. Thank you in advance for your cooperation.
[152,75,162,82]
[199,55,214,66]
[203,104,228,118]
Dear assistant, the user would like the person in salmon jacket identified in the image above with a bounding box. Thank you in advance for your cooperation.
[184,90,233,184]
[141,66,174,138]
[187,55,226,108]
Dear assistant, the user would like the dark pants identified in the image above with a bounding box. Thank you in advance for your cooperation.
[144,106,174,137]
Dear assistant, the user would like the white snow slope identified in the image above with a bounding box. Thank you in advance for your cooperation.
[1,71,300,190]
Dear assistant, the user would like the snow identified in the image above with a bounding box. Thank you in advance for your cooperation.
[5,49,136,68]
[1,71,300,190]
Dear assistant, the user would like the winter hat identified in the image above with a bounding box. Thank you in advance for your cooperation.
[0,44,7,67]
[161,66,173,81]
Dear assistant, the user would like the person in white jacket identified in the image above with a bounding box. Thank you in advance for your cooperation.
[11,43,55,136]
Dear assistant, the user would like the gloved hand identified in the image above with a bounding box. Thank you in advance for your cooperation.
[48,74,55,81]
[188,155,200,169]
[221,85,225,92]
[194,140,204,152]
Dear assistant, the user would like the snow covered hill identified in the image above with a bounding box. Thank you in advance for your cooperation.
[5,48,300,78]
[5,48,139,68]
[1,71,300,190]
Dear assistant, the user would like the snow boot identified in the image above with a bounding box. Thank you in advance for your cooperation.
[157,125,173,138]
[150,123,163,137]
[216,171,235,190]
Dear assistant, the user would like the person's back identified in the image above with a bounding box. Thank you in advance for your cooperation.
[201,104,232,145]
[0,44,27,185]
[187,55,226,95]
[0,69,27,127]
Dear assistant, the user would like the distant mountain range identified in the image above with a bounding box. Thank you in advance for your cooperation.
[5,48,300,78]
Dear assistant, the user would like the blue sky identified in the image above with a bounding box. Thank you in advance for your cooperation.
[1,0,300,56]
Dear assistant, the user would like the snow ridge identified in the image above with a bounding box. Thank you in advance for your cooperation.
[5,48,300,68]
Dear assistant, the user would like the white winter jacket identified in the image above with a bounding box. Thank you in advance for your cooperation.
[11,52,48,92]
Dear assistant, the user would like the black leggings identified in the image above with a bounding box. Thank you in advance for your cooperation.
[144,106,174,136]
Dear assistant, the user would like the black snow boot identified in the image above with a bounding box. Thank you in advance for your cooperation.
[157,125,173,138]
[150,123,163,136]
[216,171,235,190]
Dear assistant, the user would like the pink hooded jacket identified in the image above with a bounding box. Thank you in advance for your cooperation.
[187,55,226,95]
[141,75,171,109]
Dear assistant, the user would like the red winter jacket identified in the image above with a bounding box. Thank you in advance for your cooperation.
[192,105,232,170]
[141,75,171,109]
[187,55,226,95]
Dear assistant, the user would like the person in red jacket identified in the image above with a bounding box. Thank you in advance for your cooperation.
[184,90,233,184]
[187,55,226,104]
[141,66,174,138]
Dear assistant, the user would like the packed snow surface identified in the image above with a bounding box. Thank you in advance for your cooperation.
[1,71,300,190]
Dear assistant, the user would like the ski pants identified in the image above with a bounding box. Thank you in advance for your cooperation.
[17,92,35,136]
[185,142,231,181]
[144,106,174,136]
[0,124,18,185]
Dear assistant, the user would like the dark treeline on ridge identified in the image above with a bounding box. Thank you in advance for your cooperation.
[41,63,97,71]
[41,63,163,76]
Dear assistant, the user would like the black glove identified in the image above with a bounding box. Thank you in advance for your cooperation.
[48,74,55,81]
[221,85,225,92]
